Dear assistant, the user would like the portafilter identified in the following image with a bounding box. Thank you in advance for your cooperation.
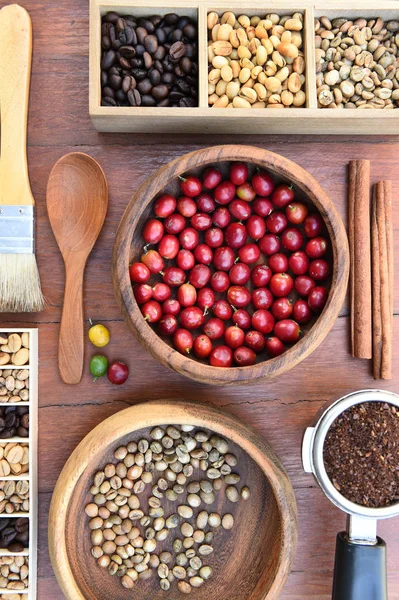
[302,389,399,600]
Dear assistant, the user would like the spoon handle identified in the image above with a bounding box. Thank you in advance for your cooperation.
[59,262,84,384]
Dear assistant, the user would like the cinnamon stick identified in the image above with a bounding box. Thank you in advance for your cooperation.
[372,181,393,380]
[348,160,372,358]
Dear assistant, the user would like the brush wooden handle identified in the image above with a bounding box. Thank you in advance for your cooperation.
[59,260,84,385]
[0,4,34,207]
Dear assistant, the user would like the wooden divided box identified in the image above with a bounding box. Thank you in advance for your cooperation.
[90,0,399,133]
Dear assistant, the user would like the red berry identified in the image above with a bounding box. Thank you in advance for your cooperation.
[107,362,129,385]
[203,318,225,340]
[180,306,204,329]
[272,297,293,320]
[227,286,251,308]
[229,162,248,185]
[194,244,213,265]
[309,259,330,281]
[210,271,230,293]
[259,234,280,256]
[271,184,294,208]
[286,202,308,224]
[305,237,328,259]
[234,346,257,366]
[165,213,186,234]
[177,283,197,307]
[268,253,289,273]
[252,171,274,197]
[247,215,266,240]
[238,243,260,264]
[152,282,171,302]
[212,207,231,228]
[189,264,211,289]
[143,218,164,244]
[225,223,247,249]
[295,275,316,297]
[213,300,233,321]
[266,211,288,234]
[265,336,285,357]
[232,309,251,330]
[293,299,312,324]
[173,328,193,354]
[158,315,178,336]
[304,214,324,238]
[193,334,213,358]
[214,181,236,205]
[197,288,215,313]
[141,300,162,323]
[141,250,164,274]
[281,227,304,252]
[269,273,294,297]
[253,197,273,217]
[289,251,309,275]
[236,182,256,202]
[252,309,275,334]
[308,286,328,313]
[134,283,153,304]
[162,298,180,316]
[176,249,195,271]
[274,319,300,343]
[251,265,272,287]
[154,194,177,218]
[213,247,235,271]
[245,330,265,353]
[224,326,245,349]
[177,196,197,218]
[158,234,179,259]
[210,345,233,367]
[205,227,224,248]
[202,167,223,190]
[191,213,212,231]
[196,192,216,213]
[180,175,202,197]
[179,227,199,250]
[163,267,186,287]
[229,263,251,285]
[229,199,252,220]
[129,262,150,283]
[252,287,273,310]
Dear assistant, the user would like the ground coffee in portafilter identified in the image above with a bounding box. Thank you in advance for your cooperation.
[101,12,199,108]
[323,402,399,508]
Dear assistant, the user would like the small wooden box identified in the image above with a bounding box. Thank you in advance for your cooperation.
[90,0,399,134]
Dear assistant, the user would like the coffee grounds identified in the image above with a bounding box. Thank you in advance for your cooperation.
[323,401,399,508]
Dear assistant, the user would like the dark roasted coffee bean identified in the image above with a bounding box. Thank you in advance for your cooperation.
[125,17,136,28]
[122,75,136,92]
[8,542,24,553]
[101,49,116,69]
[189,86,198,98]
[119,56,131,69]
[131,58,143,68]
[163,60,174,73]
[183,23,197,40]
[16,530,29,543]
[116,17,126,32]
[139,18,155,33]
[149,69,161,86]
[2,528,17,543]
[101,70,108,87]
[102,97,117,106]
[135,44,145,57]
[102,36,111,50]
[0,520,9,533]
[127,89,141,106]
[180,57,192,74]
[110,74,122,89]
[175,78,190,94]
[170,29,183,43]
[136,27,147,45]
[155,28,166,44]
[1,430,14,439]
[138,78,152,95]
[21,414,29,429]
[111,39,122,50]
[132,68,147,81]
[0,418,5,430]
[17,426,28,437]
[161,72,175,85]
[109,25,116,44]
[169,90,184,102]
[15,519,29,534]
[120,45,136,59]
[152,84,169,100]
[157,98,170,107]
[164,13,179,25]
[184,44,196,59]
[178,16,191,29]
[154,60,164,73]
[150,15,163,27]
[163,25,173,37]
[103,86,116,98]
[169,41,186,60]
[125,26,136,45]
[143,52,153,70]
[144,34,158,54]
[141,94,157,106]
[174,65,185,77]
[105,11,119,24]
[153,45,166,59]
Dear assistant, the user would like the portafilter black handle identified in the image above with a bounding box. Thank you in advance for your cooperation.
[332,532,387,600]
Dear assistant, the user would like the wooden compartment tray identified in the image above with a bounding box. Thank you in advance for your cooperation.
[0,329,38,600]
[90,0,399,134]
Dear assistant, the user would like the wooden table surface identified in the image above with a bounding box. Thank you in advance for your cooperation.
[1,0,399,597]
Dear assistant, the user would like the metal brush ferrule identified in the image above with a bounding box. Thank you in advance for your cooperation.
[0,205,34,254]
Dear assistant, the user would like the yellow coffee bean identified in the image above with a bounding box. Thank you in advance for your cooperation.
[212,24,220,42]
[208,46,215,63]
[281,89,294,105]
[269,35,281,49]
[277,42,299,58]
[281,30,292,44]
[237,29,248,46]
[216,79,227,95]
[239,87,257,103]
[272,25,285,37]
[221,65,233,82]
[213,94,229,107]
[268,93,281,104]
[208,82,216,95]
[267,103,285,108]
[207,12,218,29]
[230,60,240,78]
[293,90,306,106]
[251,65,263,79]
[208,68,221,85]
[265,60,277,76]
[250,16,260,27]
[284,18,303,31]
[293,56,305,74]
[232,96,252,108]
[229,30,240,48]
[262,38,274,55]
[238,15,250,28]
[265,77,281,93]
[238,45,251,59]
[252,101,266,108]
[256,46,267,65]
[248,39,260,54]
[240,58,254,70]
[208,93,218,105]
[258,71,267,85]
[276,66,290,82]
[221,11,235,26]
[260,19,273,30]
[226,81,240,99]
[218,24,233,41]
[242,77,254,89]
[291,32,302,47]
[239,68,251,83]
[255,25,268,40]
[288,72,302,93]
[212,41,233,56]
[247,26,256,41]
[212,55,229,69]
[254,82,267,100]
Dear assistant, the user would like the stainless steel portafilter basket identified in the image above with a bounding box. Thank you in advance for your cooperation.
[302,390,399,600]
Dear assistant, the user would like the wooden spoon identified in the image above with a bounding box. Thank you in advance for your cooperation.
[47,153,108,384]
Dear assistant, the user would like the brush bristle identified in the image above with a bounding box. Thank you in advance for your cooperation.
[0,254,44,313]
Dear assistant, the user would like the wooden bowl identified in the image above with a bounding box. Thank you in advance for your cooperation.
[112,145,349,385]
[49,400,297,600]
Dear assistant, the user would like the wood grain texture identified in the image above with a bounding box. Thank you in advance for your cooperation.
[113,145,349,385]
[46,153,108,384]
[0,0,399,596]
[48,400,297,600]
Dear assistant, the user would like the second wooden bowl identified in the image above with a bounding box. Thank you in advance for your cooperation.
[112,144,349,385]
[49,400,297,600]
